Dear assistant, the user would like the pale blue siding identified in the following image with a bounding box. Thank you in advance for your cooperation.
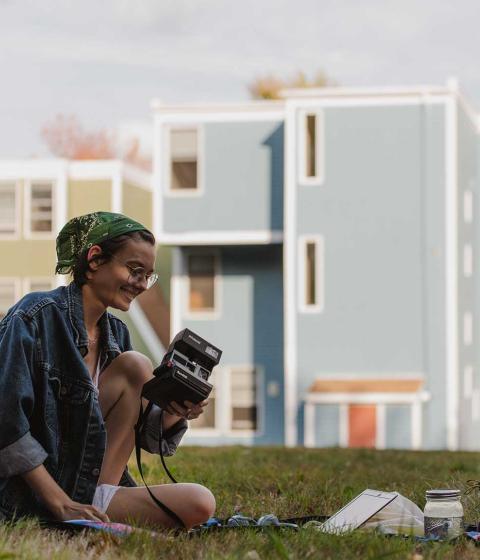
[314,405,340,447]
[163,121,284,234]
[386,405,411,449]
[181,245,284,444]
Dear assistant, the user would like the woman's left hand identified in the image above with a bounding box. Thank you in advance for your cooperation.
[165,399,208,420]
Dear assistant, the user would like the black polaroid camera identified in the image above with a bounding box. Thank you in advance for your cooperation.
[142,328,222,409]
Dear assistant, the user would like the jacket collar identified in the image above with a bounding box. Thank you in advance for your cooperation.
[66,282,121,358]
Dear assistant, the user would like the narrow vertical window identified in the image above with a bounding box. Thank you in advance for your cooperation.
[464,365,473,399]
[300,236,324,312]
[300,110,324,184]
[464,190,473,224]
[464,244,473,278]
[306,114,316,178]
[306,241,316,305]
[30,182,53,233]
[170,129,198,190]
[464,311,473,346]
[188,254,215,311]
[0,281,16,320]
[0,182,17,235]
[231,367,257,431]
[473,389,480,422]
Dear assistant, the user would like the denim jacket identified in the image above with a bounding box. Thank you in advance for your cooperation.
[0,282,187,520]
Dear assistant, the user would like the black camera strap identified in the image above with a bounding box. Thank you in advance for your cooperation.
[134,400,185,529]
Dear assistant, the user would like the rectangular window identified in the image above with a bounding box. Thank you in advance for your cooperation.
[300,236,324,312]
[306,241,316,305]
[464,311,473,346]
[30,182,54,233]
[464,190,473,224]
[170,129,198,190]
[189,374,216,429]
[231,367,257,431]
[464,365,473,399]
[0,182,17,235]
[306,114,317,178]
[0,281,16,321]
[300,110,324,184]
[464,244,473,278]
[188,254,216,312]
[28,279,54,293]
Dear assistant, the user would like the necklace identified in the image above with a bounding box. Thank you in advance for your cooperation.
[88,327,100,346]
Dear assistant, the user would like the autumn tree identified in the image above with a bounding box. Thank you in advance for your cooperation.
[248,69,338,100]
[41,114,151,170]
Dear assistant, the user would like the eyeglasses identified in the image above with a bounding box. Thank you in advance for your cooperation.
[111,255,158,289]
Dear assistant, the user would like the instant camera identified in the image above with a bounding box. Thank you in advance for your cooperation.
[142,328,222,409]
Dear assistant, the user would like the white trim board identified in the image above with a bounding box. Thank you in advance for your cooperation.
[304,391,431,405]
[158,231,283,245]
[283,98,298,447]
[445,96,459,451]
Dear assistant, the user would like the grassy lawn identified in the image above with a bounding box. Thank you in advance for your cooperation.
[2,447,480,558]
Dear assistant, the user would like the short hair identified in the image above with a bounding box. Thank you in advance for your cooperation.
[72,229,155,287]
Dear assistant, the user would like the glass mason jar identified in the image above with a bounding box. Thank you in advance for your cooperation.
[424,489,464,539]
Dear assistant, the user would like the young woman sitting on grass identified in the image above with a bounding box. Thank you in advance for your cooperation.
[0,211,215,529]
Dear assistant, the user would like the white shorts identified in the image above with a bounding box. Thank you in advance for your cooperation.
[92,483,121,513]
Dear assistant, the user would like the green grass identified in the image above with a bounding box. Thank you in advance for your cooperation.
[3,447,480,558]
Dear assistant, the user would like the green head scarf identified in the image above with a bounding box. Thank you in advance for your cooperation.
[55,211,150,274]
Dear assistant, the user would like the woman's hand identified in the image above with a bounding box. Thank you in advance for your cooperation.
[165,399,208,421]
[22,464,110,523]
[49,497,110,522]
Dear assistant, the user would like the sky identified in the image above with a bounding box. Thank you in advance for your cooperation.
[0,0,479,157]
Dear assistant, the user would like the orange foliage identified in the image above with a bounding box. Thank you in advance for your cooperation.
[248,69,338,100]
[41,114,115,159]
[41,114,152,170]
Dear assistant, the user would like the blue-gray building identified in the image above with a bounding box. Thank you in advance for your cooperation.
[152,80,480,451]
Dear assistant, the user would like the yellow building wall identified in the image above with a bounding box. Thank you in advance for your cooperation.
[68,180,112,219]
[122,183,153,231]
[0,240,56,276]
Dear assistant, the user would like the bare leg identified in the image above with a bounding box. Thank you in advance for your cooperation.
[106,483,216,529]
[96,351,215,528]
[97,351,153,486]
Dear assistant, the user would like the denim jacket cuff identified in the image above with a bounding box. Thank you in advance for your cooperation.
[140,406,188,457]
[0,431,48,478]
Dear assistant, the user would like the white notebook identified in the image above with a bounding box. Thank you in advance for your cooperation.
[320,489,398,534]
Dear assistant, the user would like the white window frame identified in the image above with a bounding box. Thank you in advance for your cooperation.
[298,235,325,313]
[22,277,56,296]
[183,249,222,320]
[298,109,325,186]
[0,180,21,239]
[187,364,264,437]
[0,277,22,319]
[164,124,204,197]
[24,179,56,239]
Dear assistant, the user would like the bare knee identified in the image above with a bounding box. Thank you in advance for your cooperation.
[110,350,153,386]
[183,485,216,529]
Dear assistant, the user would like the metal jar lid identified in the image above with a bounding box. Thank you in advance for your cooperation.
[425,489,461,500]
